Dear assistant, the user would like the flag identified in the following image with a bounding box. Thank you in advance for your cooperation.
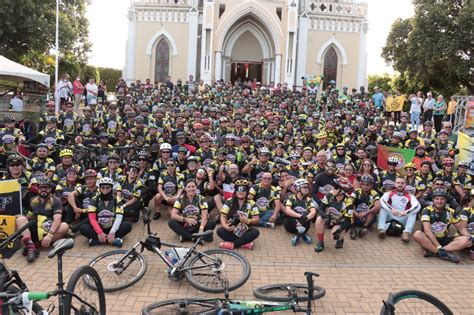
[0,180,22,216]
[377,145,415,175]
[456,132,474,174]
[222,182,235,200]
[303,75,323,87]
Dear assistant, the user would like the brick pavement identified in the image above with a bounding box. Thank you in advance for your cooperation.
[3,214,473,314]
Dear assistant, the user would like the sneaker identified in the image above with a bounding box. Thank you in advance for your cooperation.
[66,228,76,239]
[89,239,101,247]
[153,212,161,220]
[438,250,460,263]
[219,242,235,250]
[314,242,324,253]
[25,246,38,263]
[112,238,123,248]
[349,227,357,240]
[290,235,300,246]
[378,229,386,239]
[401,232,411,242]
[332,229,342,241]
[358,228,368,238]
[335,239,344,249]
[302,234,312,244]
[240,242,254,250]
[179,235,184,243]
[264,222,275,228]
[132,211,141,223]
[424,250,438,258]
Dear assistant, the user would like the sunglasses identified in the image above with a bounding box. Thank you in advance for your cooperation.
[161,151,171,154]
[9,163,21,167]
[167,164,175,167]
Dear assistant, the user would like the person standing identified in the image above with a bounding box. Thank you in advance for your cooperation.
[394,90,406,126]
[422,92,435,124]
[85,78,98,106]
[72,75,84,112]
[56,74,73,110]
[433,95,447,133]
[446,96,457,124]
[9,91,24,112]
[98,79,107,103]
[409,92,423,131]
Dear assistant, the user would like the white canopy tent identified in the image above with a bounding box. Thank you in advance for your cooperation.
[0,55,50,87]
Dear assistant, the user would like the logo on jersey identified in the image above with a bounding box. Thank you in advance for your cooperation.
[98,209,114,228]
[294,206,307,215]
[356,203,369,213]
[431,221,448,236]
[256,197,269,209]
[163,182,177,195]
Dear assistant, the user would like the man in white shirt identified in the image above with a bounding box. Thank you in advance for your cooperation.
[422,92,435,124]
[85,78,98,106]
[9,92,24,112]
[378,176,421,242]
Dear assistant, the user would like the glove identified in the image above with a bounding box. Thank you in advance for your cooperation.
[298,214,308,224]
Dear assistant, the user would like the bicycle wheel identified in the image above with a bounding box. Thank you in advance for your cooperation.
[380,290,453,315]
[142,298,221,315]
[87,249,147,292]
[64,265,106,315]
[184,249,251,293]
[253,283,326,302]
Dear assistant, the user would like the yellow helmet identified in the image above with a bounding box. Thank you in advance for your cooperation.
[59,149,73,158]
[403,162,416,169]
[316,132,328,139]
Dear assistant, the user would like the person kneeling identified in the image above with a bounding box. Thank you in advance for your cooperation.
[16,177,69,263]
[217,180,260,250]
[79,177,132,247]
[413,189,470,263]
[169,180,216,243]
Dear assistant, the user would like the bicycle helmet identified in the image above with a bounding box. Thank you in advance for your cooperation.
[187,156,200,162]
[403,162,416,170]
[4,114,15,122]
[316,132,327,139]
[7,154,23,165]
[360,175,374,184]
[294,179,309,191]
[334,177,353,193]
[432,188,448,199]
[59,149,73,158]
[129,161,140,169]
[36,177,54,187]
[83,169,97,178]
[288,151,300,160]
[108,153,120,162]
[388,156,399,165]
[259,147,270,155]
[393,132,403,139]
[137,150,148,158]
[443,157,454,165]
[97,177,114,186]
[458,160,469,167]
[234,179,250,192]
[160,143,172,151]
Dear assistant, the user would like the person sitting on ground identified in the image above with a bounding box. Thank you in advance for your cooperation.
[116,161,145,222]
[248,172,282,228]
[314,177,355,252]
[283,179,317,246]
[378,176,421,242]
[80,177,132,247]
[458,188,474,260]
[153,159,185,219]
[352,175,381,238]
[169,179,216,243]
[15,177,69,263]
[413,188,470,263]
[217,179,260,250]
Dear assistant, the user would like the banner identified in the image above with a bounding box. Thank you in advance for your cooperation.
[456,132,474,174]
[303,75,323,87]
[377,145,415,175]
[0,180,22,216]
[466,98,474,129]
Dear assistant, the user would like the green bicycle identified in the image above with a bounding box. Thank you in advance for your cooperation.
[141,271,326,314]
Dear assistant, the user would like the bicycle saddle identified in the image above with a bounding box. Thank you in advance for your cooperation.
[192,230,214,238]
[48,238,75,258]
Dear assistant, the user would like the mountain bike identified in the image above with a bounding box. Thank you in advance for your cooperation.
[87,207,251,293]
[141,271,326,314]
[0,220,106,314]
[380,290,453,315]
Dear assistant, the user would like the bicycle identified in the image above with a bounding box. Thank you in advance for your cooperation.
[141,271,326,314]
[0,220,106,314]
[86,207,251,294]
[380,290,453,315]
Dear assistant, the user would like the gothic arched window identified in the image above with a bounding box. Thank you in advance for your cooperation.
[155,38,170,83]
[323,47,338,89]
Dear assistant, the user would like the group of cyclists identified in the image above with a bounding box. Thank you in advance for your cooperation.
[0,77,472,264]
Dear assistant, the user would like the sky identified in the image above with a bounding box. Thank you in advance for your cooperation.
[86,0,414,75]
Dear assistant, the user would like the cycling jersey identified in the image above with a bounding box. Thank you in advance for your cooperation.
[421,206,460,239]
[248,183,280,213]
[459,207,474,236]
[320,193,354,223]
[87,195,123,230]
[158,171,184,196]
[173,195,208,230]
[285,195,317,215]
[353,189,380,214]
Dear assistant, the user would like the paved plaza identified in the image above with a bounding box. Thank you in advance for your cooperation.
[6,215,474,314]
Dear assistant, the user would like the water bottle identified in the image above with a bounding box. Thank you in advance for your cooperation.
[164,249,178,266]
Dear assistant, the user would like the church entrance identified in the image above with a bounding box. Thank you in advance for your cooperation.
[230,61,262,83]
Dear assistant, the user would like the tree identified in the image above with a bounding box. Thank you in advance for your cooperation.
[98,67,122,88]
[0,0,91,77]
[368,73,393,94]
[382,0,472,96]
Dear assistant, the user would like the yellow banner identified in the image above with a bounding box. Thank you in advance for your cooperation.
[0,180,21,194]
[0,215,17,250]
[456,132,474,170]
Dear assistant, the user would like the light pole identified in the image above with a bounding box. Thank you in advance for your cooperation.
[55,0,60,114]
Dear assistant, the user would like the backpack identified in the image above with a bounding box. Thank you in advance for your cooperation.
[386,220,404,236]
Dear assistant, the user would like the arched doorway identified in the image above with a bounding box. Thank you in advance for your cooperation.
[323,47,338,89]
[230,30,263,82]
[155,38,170,83]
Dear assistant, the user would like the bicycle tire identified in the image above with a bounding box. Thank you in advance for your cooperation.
[253,283,326,302]
[142,298,220,315]
[380,290,453,315]
[87,249,147,292]
[184,249,251,293]
[64,265,106,315]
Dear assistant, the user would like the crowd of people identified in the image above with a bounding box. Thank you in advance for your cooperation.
[0,75,472,265]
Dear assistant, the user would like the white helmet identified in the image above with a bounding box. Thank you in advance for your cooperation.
[294,179,309,190]
[97,177,114,186]
[160,143,172,151]
[388,156,398,164]
[458,160,469,167]
[259,147,270,155]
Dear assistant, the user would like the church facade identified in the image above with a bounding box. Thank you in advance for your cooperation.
[124,0,368,89]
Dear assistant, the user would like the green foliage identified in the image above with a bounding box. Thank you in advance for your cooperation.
[81,65,100,83]
[382,1,473,96]
[98,67,122,88]
[0,0,91,80]
[368,73,393,94]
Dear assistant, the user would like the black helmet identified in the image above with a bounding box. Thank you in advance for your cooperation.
[360,175,374,184]
[432,188,447,198]
[36,177,54,187]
